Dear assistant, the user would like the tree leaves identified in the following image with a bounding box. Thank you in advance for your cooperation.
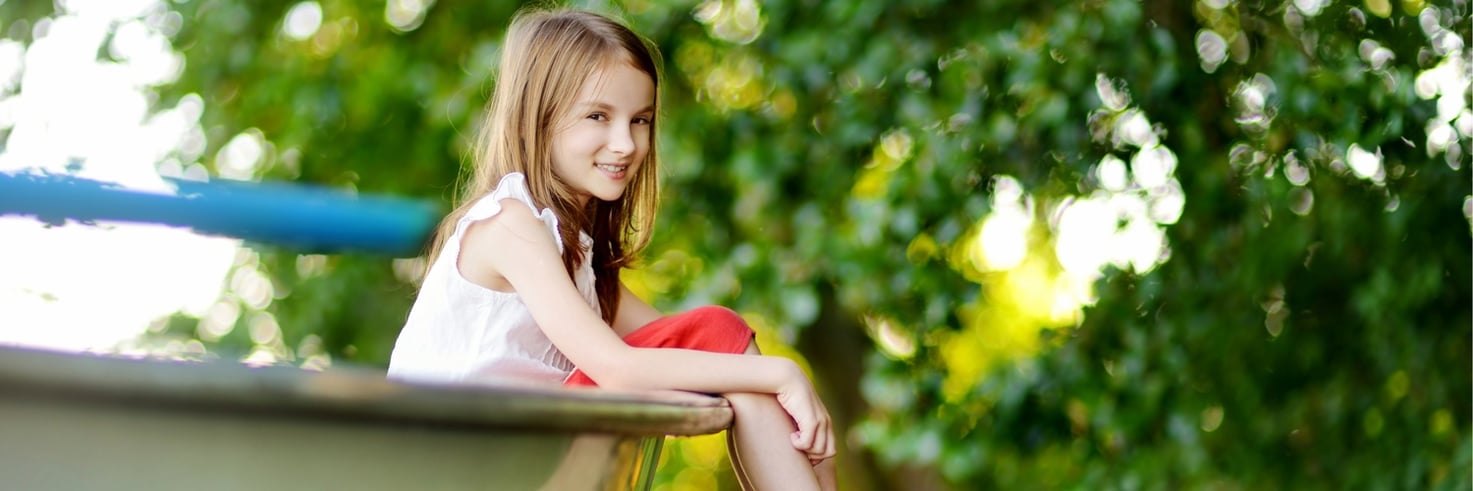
[5,0,1461,488]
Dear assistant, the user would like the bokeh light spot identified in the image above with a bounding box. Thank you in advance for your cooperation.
[282,2,322,41]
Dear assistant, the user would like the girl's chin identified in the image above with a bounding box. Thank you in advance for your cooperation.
[591,187,627,202]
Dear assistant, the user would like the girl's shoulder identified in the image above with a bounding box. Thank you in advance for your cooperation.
[459,172,567,253]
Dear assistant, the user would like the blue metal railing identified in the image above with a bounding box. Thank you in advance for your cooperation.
[0,170,440,257]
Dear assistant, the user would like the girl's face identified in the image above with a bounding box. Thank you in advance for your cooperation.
[550,61,654,206]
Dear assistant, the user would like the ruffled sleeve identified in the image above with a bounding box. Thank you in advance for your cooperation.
[455,172,565,253]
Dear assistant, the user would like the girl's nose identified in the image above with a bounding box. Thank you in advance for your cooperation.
[607,122,635,155]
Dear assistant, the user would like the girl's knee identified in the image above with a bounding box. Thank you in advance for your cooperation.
[690,305,745,326]
[686,305,756,349]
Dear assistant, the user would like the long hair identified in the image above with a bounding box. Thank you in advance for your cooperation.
[426,8,662,323]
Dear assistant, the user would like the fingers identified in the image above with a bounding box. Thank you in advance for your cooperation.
[797,412,819,451]
[775,377,838,459]
[794,407,835,461]
[807,400,835,460]
[823,426,836,459]
[821,425,835,459]
[810,419,829,459]
[808,422,835,461]
[791,421,816,451]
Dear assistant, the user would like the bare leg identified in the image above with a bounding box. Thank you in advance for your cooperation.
[814,457,837,491]
[725,341,758,491]
[535,435,618,491]
[726,429,756,491]
[722,340,820,490]
[724,391,821,490]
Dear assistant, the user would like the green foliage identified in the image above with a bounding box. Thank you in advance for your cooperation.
[6,0,1467,488]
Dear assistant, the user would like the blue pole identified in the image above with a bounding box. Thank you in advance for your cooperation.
[0,171,441,257]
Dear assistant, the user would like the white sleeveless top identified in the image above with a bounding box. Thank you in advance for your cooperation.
[387,172,599,386]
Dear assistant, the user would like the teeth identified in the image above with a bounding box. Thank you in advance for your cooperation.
[597,164,625,173]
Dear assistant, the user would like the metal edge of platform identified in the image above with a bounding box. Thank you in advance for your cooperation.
[0,345,733,437]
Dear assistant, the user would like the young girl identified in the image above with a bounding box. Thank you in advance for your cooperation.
[386,8,836,490]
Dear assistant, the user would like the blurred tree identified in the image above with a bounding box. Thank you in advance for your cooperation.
[4,0,1468,489]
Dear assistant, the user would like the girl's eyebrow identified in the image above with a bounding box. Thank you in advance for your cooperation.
[575,101,655,113]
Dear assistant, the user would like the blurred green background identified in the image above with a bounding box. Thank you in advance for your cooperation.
[3,0,1470,489]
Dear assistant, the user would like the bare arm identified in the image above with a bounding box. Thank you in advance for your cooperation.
[462,199,833,460]
[460,199,801,394]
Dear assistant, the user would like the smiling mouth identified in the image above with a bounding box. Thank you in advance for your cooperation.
[596,163,628,174]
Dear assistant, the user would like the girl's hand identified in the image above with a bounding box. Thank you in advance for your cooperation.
[774,364,836,462]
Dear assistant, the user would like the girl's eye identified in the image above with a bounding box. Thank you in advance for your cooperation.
[633,116,653,125]
[588,113,608,122]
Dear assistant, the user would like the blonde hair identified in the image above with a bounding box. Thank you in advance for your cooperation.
[428,8,662,323]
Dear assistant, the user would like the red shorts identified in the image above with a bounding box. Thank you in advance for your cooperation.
[563,305,755,387]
